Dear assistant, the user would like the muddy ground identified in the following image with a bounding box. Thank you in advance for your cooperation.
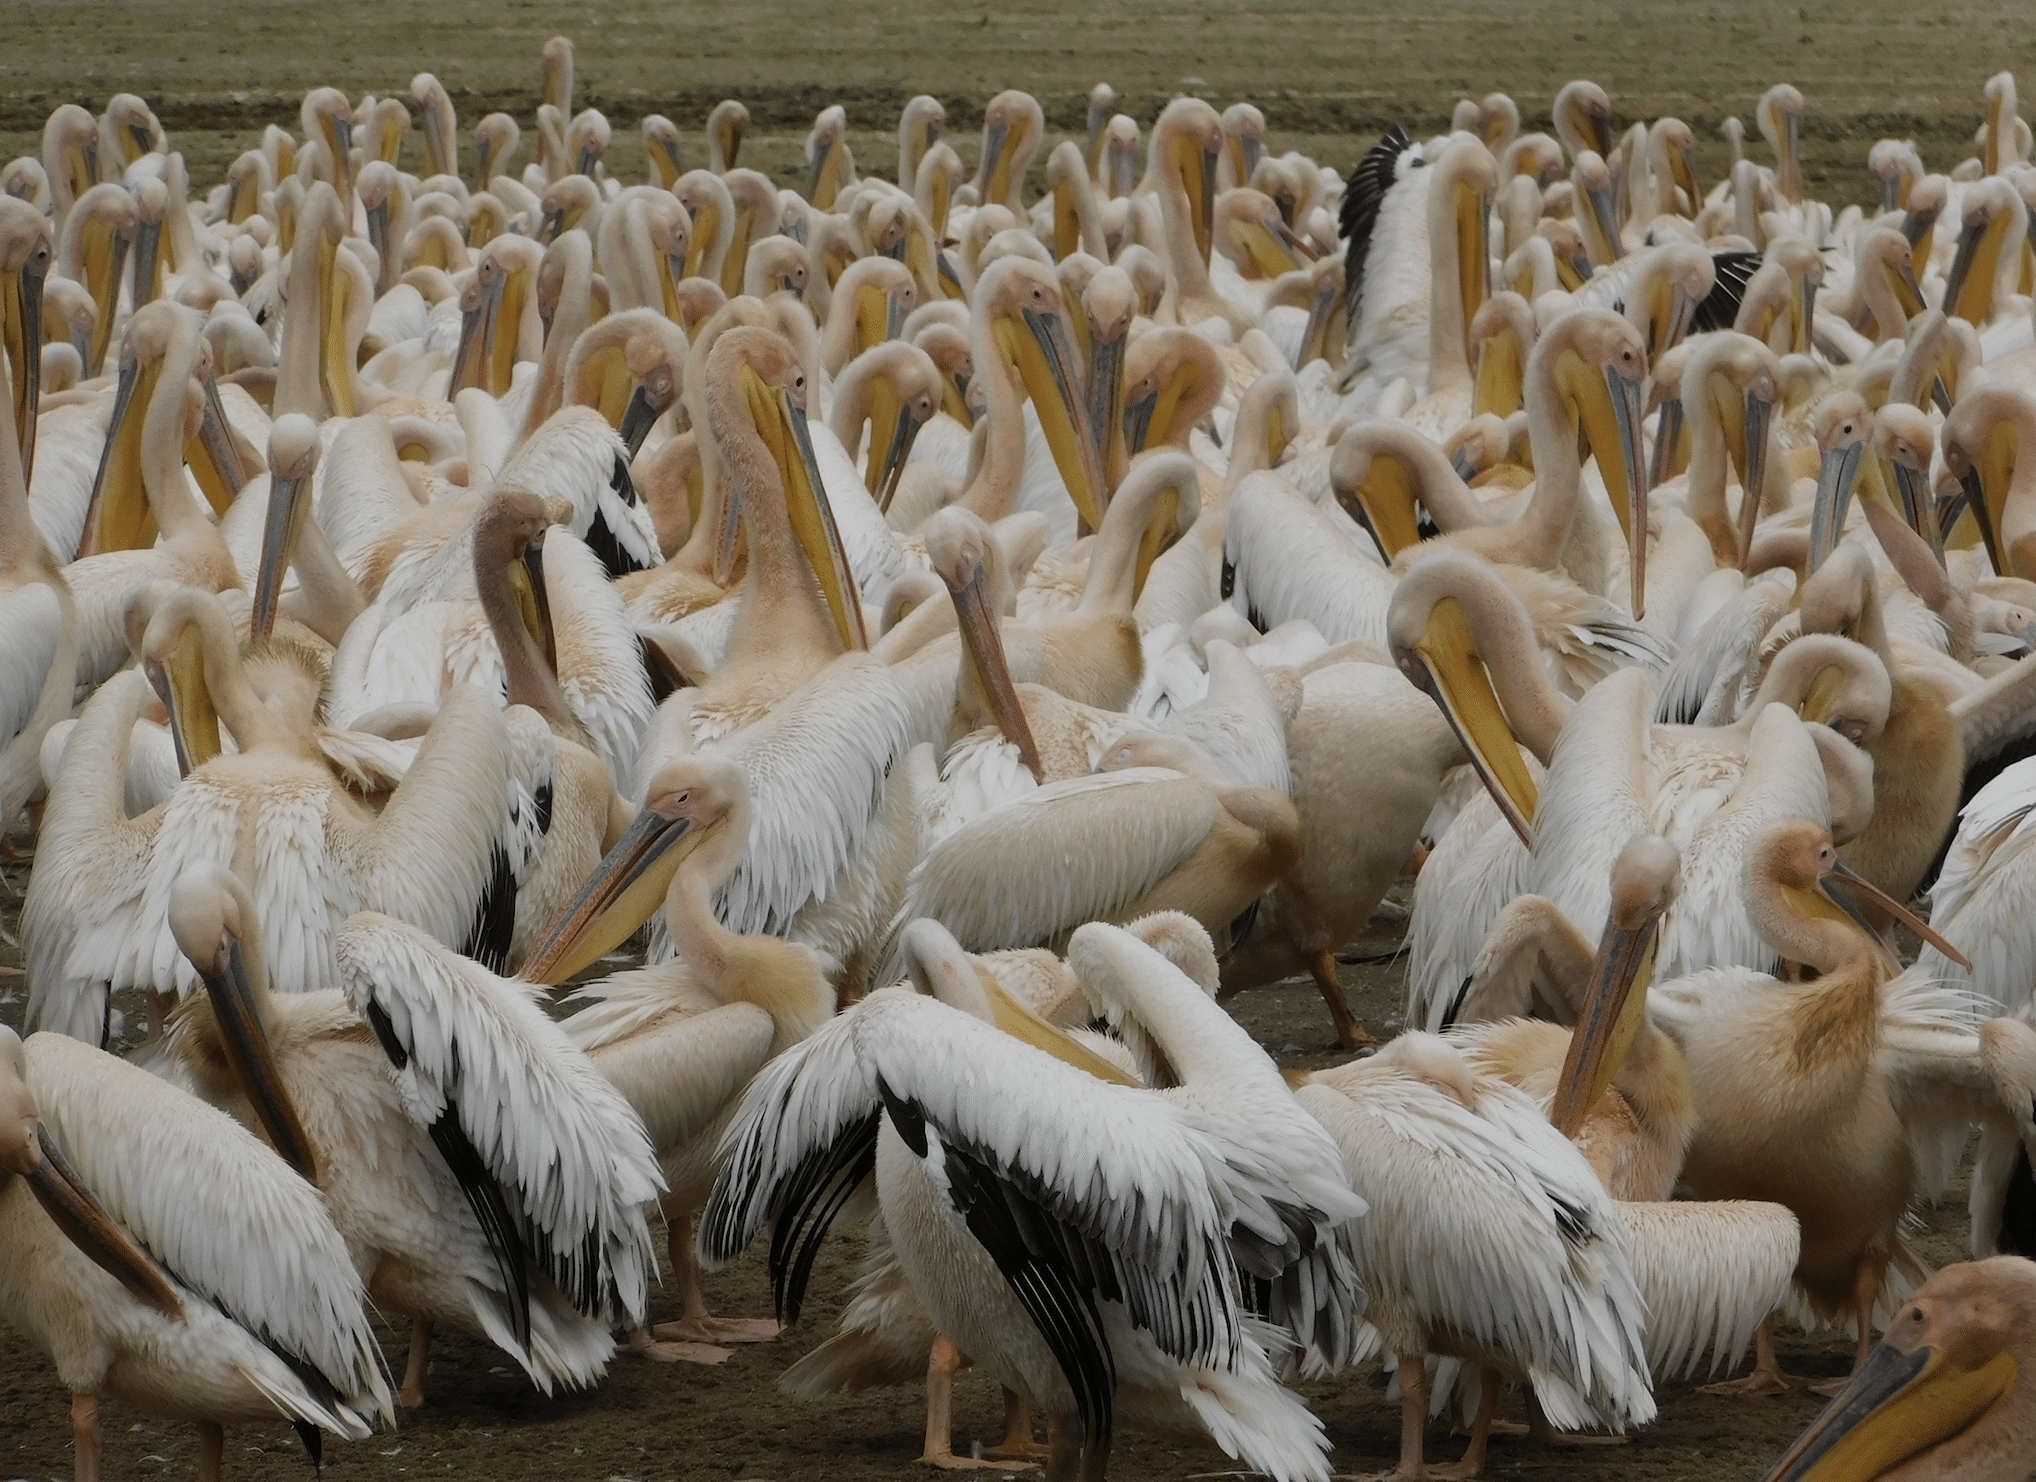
[4,1,2035,206]
[0,855,1978,1482]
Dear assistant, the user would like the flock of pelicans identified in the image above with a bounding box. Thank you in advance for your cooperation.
[12,37,2036,1482]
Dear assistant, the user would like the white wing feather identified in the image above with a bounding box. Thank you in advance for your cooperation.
[336,914,662,1326]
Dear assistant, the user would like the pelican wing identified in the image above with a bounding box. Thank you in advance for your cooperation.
[1924,755,2036,1015]
[501,406,658,578]
[1299,1056,1655,1430]
[1223,473,1394,648]
[712,654,916,938]
[887,769,1224,968]
[1614,1200,1798,1379]
[336,914,662,1336]
[704,988,1248,1421]
[25,1032,393,1424]
[350,684,523,963]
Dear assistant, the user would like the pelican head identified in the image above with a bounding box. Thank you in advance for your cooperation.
[1941,386,2036,581]
[472,112,521,192]
[451,234,543,397]
[976,89,1045,212]
[167,862,318,1179]
[566,108,610,180]
[0,1023,184,1319]
[1083,267,1138,488]
[521,755,745,985]
[1761,1256,2033,1482]
[1942,177,2027,330]
[707,325,861,646]
[975,256,1105,529]
[1808,394,1875,573]
[1220,102,1266,187]
[926,504,1044,779]
[1153,97,1222,266]
[804,105,851,211]
[1387,550,1543,846]
[536,173,599,245]
[1684,330,1783,566]
[137,584,231,776]
[80,300,208,558]
[1756,84,1805,204]
[1553,79,1614,161]
[1122,326,1223,464]
[708,99,749,174]
[1547,833,1680,1137]
[1330,418,1457,562]
[300,87,356,205]
[41,104,98,219]
[1571,150,1621,268]
[1532,307,1649,606]
[835,339,940,509]
[1215,187,1311,282]
[0,199,50,479]
[1749,817,1967,970]
[250,414,321,647]
[1871,401,1939,553]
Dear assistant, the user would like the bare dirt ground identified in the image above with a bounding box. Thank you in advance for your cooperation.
[0,857,1978,1482]
[0,4,2012,1473]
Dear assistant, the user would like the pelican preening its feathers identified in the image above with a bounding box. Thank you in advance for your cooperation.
[15,37,2036,1482]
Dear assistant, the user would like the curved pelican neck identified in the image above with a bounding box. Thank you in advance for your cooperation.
[662,814,745,987]
[179,593,295,752]
[956,306,1026,521]
[474,522,574,731]
[1517,346,1590,568]
[522,234,594,436]
[707,363,843,679]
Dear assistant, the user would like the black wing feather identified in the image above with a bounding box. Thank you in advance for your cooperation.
[1340,125,1416,337]
[1690,249,1762,335]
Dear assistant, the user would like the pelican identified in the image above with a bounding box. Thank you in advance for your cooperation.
[638,326,920,979]
[0,1023,392,1480]
[515,754,837,1362]
[1649,818,2036,1395]
[1450,833,1804,1380]
[1294,1030,1655,1478]
[23,584,528,1038]
[1393,550,1886,1026]
[0,214,77,835]
[162,862,655,1403]
[64,302,243,689]
[1759,1257,2036,1482]
[703,920,1364,1482]
[778,914,1217,1469]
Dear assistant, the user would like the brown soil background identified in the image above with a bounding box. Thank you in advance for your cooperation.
[0,5,2012,1473]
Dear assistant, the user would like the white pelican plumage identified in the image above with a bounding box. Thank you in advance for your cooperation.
[704,919,1364,1482]
[1294,1030,1655,1477]
[161,863,649,1403]
[23,586,527,1038]
[0,1023,392,1479]
[334,910,663,1393]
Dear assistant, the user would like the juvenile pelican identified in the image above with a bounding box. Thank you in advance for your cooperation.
[1759,1257,2036,1482]
[1650,819,2036,1395]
